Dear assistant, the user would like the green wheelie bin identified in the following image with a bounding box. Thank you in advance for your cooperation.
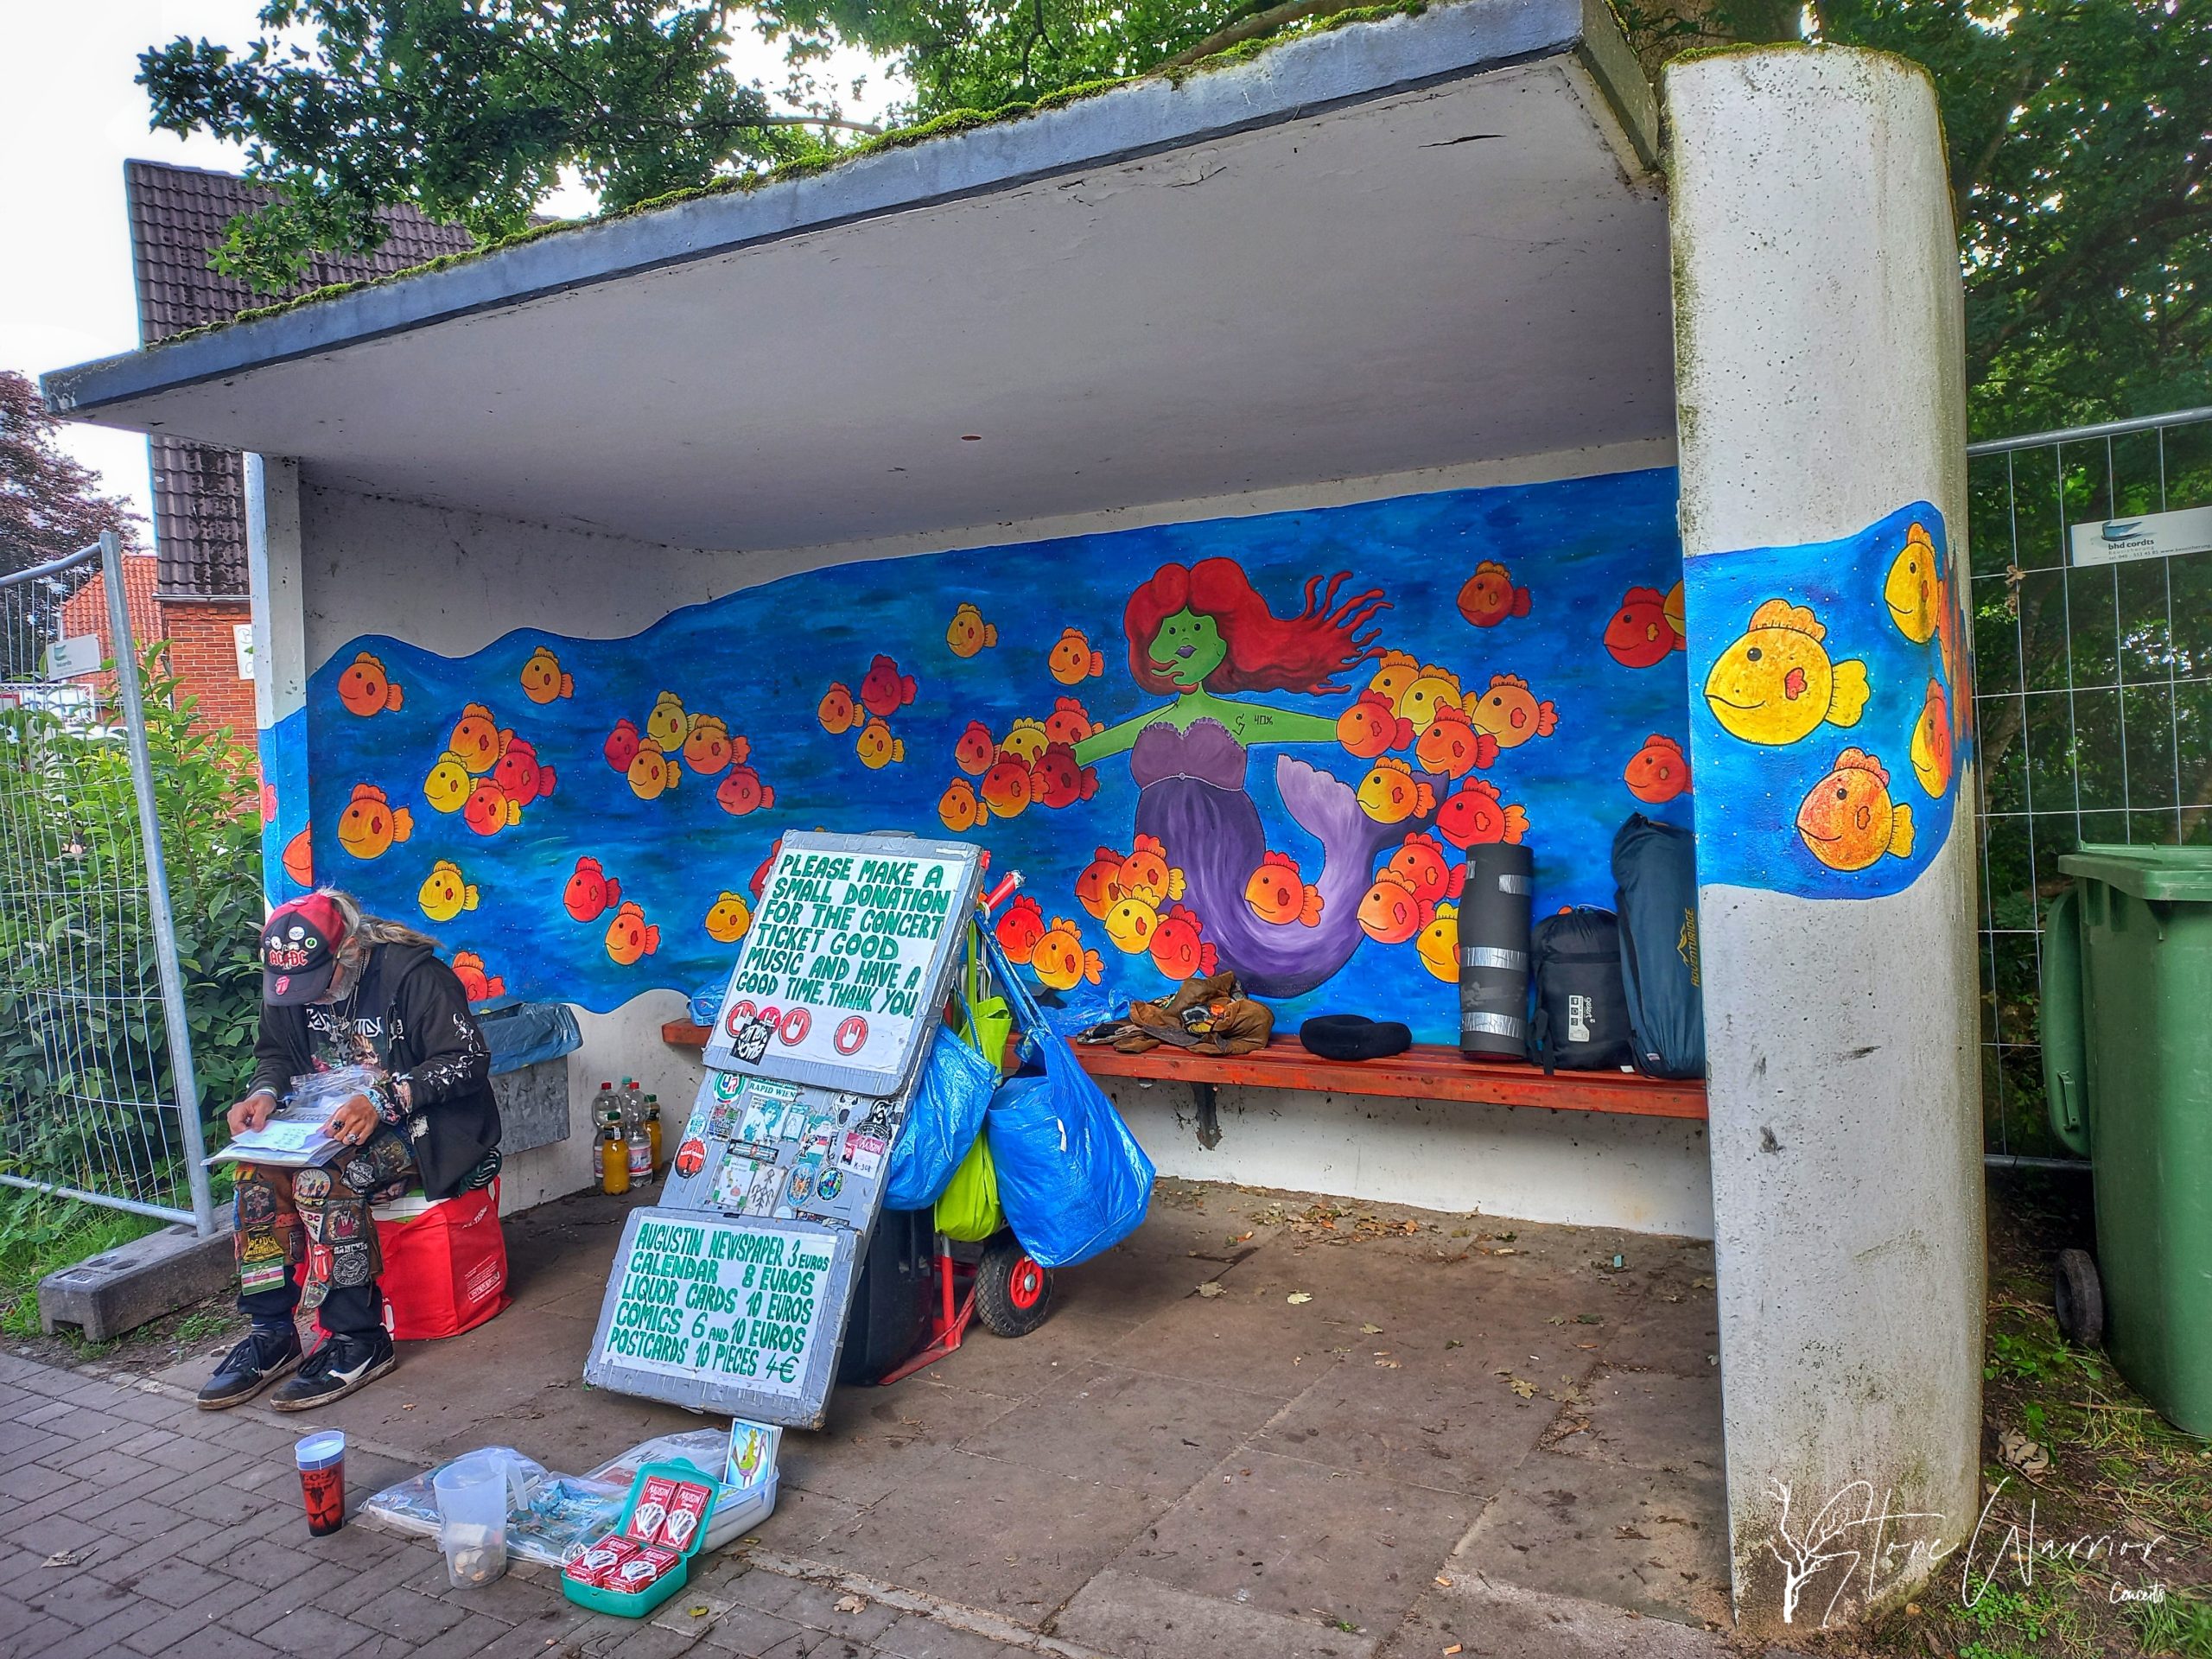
[2041,843,2212,1435]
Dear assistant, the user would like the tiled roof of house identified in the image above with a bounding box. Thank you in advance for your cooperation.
[58,553,163,665]
[126,162,476,597]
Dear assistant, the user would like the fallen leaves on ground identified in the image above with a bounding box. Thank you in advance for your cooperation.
[1287,1291,1313,1304]
[1502,1373,1538,1399]
[1997,1426,2051,1480]
[41,1550,83,1568]
[834,1593,868,1614]
[1196,1281,1226,1298]
[1360,1322,1383,1334]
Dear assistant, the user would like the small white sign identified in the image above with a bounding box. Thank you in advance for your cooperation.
[2069,504,2212,567]
[42,634,102,680]
[232,622,256,680]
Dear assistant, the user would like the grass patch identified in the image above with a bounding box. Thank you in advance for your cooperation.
[0,1188,162,1339]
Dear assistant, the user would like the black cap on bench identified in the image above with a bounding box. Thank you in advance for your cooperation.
[1299,1014,1412,1062]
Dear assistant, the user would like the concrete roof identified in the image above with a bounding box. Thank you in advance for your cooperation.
[43,0,1670,552]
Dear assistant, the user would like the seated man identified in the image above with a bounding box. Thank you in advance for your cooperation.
[199,890,502,1411]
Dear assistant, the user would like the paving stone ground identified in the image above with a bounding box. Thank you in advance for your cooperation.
[2,1181,1759,1658]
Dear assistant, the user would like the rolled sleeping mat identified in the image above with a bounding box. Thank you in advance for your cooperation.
[1459,843,1535,1058]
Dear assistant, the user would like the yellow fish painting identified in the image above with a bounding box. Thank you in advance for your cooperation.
[1103,893,1160,955]
[626,740,679,800]
[1357,756,1436,824]
[946,602,998,658]
[1367,649,1421,709]
[1394,665,1464,735]
[645,690,689,752]
[999,717,1051,764]
[704,891,753,944]
[1796,748,1916,871]
[518,645,574,703]
[1415,900,1459,982]
[1884,522,1942,644]
[417,859,480,923]
[1702,600,1871,747]
[423,750,474,814]
[1910,679,1954,798]
[856,717,906,769]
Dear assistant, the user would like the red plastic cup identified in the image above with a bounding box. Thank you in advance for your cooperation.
[295,1430,346,1535]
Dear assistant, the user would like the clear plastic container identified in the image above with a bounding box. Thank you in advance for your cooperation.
[433,1452,510,1587]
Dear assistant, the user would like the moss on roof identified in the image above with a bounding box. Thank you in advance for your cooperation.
[172,0,1433,344]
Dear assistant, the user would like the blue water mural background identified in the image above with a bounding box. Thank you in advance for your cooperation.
[1684,501,1967,900]
[296,470,1690,1043]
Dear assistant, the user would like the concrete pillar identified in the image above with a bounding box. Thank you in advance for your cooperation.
[245,454,310,906]
[1667,47,1982,1632]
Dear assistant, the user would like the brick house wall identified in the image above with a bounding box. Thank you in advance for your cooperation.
[162,600,256,741]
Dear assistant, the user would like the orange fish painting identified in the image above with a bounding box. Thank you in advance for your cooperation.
[856,717,906,769]
[518,645,574,703]
[1048,627,1105,685]
[1456,560,1531,628]
[1032,918,1103,990]
[337,783,412,859]
[605,901,661,965]
[1337,690,1412,760]
[1044,696,1099,747]
[715,765,773,816]
[818,683,864,735]
[1357,873,1428,945]
[954,721,996,775]
[1244,851,1323,926]
[448,704,510,774]
[1000,718,1050,764]
[462,779,520,836]
[1384,832,1464,911]
[859,654,918,720]
[336,652,404,716]
[1468,674,1559,748]
[938,779,990,832]
[1624,734,1691,804]
[683,715,741,775]
[1910,679,1954,798]
[626,741,679,801]
[492,736,556,806]
[563,855,622,922]
[995,894,1048,965]
[423,750,473,813]
[1413,704,1497,779]
[946,602,998,658]
[1075,848,1123,918]
[282,826,314,887]
[1356,756,1435,824]
[603,719,641,772]
[1029,743,1099,810]
[1150,906,1218,981]
[1436,779,1529,849]
[1605,585,1688,668]
[1415,902,1459,982]
[704,891,753,944]
[1796,748,1916,872]
[1117,834,1185,903]
[451,951,506,1002]
[980,753,1033,819]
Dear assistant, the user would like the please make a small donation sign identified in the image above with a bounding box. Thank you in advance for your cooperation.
[588,1210,855,1419]
[703,830,982,1096]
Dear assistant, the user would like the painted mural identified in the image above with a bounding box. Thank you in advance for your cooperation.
[1683,501,1969,900]
[278,471,1688,1043]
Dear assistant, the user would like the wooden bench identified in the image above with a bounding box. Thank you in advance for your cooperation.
[663,1022,1705,1147]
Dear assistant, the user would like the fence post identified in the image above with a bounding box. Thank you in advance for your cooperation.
[99,531,218,1237]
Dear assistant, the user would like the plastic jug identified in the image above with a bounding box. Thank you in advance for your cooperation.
[432,1452,510,1587]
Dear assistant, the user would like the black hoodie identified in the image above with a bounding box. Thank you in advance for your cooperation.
[249,943,502,1200]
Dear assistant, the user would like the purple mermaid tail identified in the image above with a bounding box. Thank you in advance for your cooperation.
[1129,717,1422,998]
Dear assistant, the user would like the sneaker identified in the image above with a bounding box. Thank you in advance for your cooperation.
[195,1324,302,1410]
[269,1329,397,1412]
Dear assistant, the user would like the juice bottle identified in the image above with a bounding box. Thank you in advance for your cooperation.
[598,1114,630,1196]
[644,1095,663,1174]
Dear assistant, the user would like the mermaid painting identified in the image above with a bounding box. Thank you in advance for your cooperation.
[1073,558,1429,997]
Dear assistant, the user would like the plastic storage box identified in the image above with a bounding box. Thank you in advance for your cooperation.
[560,1459,718,1619]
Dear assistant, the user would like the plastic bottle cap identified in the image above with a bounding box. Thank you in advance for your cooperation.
[295,1429,346,1469]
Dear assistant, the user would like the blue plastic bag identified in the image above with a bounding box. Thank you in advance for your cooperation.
[884,1020,997,1211]
[977,935,1154,1268]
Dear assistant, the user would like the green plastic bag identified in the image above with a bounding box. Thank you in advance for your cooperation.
[938,926,1009,1242]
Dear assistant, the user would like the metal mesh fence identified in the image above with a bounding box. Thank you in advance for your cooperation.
[1968,408,2212,1161]
[0,537,214,1229]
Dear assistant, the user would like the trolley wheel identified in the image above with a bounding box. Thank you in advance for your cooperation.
[2054,1248,2105,1348]
[976,1237,1052,1338]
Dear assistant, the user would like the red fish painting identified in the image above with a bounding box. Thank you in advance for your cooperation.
[750,838,782,899]
[1413,704,1497,779]
[336,652,404,716]
[716,765,773,816]
[1044,696,1100,747]
[860,654,918,720]
[1357,874,1428,945]
[1605,585,1687,668]
[1029,743,1099,810]
[954,721,995,776]
[603,719,640,772]
[605,901,660,965]
[1244,851,1323,926]
[462,779,520,836]
[1150,906,1219,981]
[563,856,621,922]
[995,894,1048,965]
[980,753,1033,819]
[1337,690,1412,760]
[1075,848,1123,919]
[451,951,505,1002]
[1455,560,1531,628]
[818,683,863,735]
[1624,734,1691,804]
[1436,779,1529,849]
[1384,832,1465,911]
[493,736,556,806]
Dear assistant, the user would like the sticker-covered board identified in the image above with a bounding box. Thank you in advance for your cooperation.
[702,830,984,1098]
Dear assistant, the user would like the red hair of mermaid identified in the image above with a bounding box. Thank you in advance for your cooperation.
[1122,560,1388,698]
